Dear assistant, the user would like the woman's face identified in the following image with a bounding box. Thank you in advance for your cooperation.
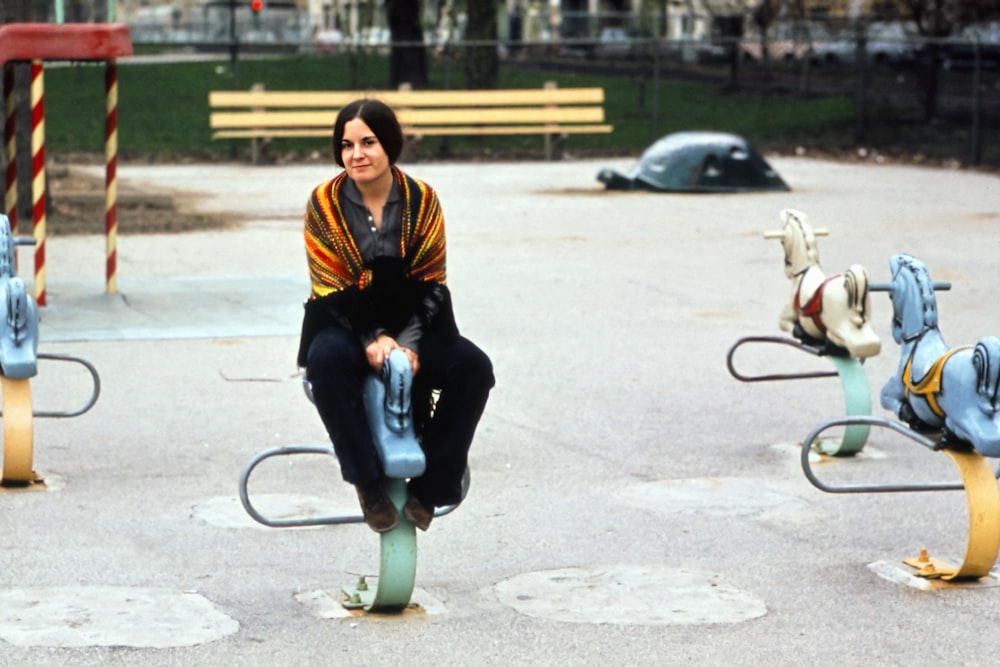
[340,117,391,186]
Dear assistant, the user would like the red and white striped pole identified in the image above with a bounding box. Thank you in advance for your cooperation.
[3,63,16,232]
[30,60,46,306]
[105,59,118,294]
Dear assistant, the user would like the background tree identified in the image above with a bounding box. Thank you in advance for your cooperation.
[903,0,952,122]
[462,0,499,89]
[752,0,779,69]
[387,0,429,88]
[901,0,1000,121]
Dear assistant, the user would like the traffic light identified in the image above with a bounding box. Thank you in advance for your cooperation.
[250,0,262,13]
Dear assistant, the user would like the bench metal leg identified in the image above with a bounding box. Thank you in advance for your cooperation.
[544,133,565,161]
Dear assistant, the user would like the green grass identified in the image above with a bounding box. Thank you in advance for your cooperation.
[35,53,989,166]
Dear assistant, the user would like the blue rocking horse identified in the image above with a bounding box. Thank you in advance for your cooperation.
[879,253,1000,457]
[0,214,101,487]
[801,253,1000,581]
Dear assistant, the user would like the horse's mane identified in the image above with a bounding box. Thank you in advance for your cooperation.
[974,340,1000,402]
[782,209,819,266]
[844,265,869,313]
[894,254,938,328]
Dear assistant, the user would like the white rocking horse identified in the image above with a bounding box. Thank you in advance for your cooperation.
[764,209,881,359]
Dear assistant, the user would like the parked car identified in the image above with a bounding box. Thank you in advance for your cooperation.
[811,21,919,67]
[941,21,1000,70]
[594,27,633,59]
[314,28,345,53]
[559,26,635,59]
[741,23,831,63]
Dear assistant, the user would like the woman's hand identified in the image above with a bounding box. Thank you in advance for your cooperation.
[366,334,420,375]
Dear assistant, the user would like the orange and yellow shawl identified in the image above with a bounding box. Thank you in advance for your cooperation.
[304,166,446,298]
[297,167,456,367]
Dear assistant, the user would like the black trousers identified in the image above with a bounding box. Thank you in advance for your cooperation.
[306,325,494,507]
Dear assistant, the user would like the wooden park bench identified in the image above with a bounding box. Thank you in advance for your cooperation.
[208,82,612,163]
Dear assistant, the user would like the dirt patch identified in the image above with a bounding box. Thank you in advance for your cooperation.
[40,166,236,236]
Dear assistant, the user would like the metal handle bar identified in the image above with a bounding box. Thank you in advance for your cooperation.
[238,444,466,528]
[763,227,829,239]
[727,335,839,382]
[869,281,951,292]
[0,353,101,418]
[801,415,1000,494]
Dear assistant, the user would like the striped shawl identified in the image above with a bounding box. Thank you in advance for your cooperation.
[305,166,446,297]
[297,167,457,367]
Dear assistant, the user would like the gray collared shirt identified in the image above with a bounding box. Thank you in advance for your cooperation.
[341,174,403,262]
[341,176,422,351]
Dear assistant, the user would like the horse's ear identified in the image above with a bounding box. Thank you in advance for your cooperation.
[780,208,804,224]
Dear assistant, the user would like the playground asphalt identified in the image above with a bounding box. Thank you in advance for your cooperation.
[1,155,1000,666]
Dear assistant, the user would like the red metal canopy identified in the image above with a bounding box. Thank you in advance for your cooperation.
[0,23,132,65]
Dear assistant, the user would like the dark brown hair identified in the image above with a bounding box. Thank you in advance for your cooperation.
[331,98,403,167]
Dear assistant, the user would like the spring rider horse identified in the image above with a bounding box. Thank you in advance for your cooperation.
[879,253,1000,456]
[769,209,880,359]
[240,349,467,613]
[0,214,101,487]
[801,253,1000,582]
[727,209,881,455]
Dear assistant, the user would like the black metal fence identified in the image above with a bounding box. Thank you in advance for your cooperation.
[133,22,1000,168]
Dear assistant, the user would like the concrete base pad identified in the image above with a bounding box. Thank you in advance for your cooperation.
[0,586,238,648]
[494,564,767,626]
[868,560,1000,591]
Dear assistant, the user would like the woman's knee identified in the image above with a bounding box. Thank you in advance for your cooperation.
[457,340,495,391]
[306,327,364,380]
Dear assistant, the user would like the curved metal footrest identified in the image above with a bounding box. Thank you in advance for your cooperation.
[803,416,1000,582]
[800,416,1000,494]
[728,336,871,454]
[238,444,364,527]
[34,353,101,418]
[726,335,836,382]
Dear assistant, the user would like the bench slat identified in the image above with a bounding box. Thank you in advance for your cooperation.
[208,84,611,161]
[212,124,613,140]
[209,88,605,109]
[211,106,607,129]
[404,124,614,136]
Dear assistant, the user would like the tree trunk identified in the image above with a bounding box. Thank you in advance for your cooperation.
[463,0,498,90]
[916,42,940,122]
[386,0,428,89]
